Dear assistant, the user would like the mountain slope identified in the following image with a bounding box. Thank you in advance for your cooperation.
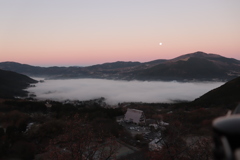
[0,69,37,98]
[87,61,141,70]
[170,51,223,62]
[128,51,240,81]
[193,76,240,108]
[131,57,229,81]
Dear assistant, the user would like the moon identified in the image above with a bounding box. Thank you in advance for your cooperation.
[159,42,162,45]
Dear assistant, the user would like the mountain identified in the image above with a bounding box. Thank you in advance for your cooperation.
[0,51,239,81]
[129,51,240,81]
[0,69,37,98]
[170,51,225,62]
[88,61,141,70]
[193,76,240,109]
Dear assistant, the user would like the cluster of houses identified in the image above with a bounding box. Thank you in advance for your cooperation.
[44,97,107,108]
[44,100,169,151]
[117,108,169,151]
[120,108,169,127]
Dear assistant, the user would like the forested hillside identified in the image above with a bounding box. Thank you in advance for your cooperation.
[0,69,37,98]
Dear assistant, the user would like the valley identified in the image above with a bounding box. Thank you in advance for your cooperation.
[0,51,239,159]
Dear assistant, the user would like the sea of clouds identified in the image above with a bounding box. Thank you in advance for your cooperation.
[27,78,224,105]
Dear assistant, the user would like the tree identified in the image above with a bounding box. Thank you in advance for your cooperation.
[46,114,119,160]
[148,116,213,160]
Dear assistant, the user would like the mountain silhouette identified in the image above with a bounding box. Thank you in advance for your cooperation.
[0,69,37,98]
[193,76,240,109]
[0,51,239,81]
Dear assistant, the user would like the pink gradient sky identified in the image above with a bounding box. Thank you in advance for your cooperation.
[1,0,240,66]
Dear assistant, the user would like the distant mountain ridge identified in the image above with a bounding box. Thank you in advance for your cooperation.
[0,51,240,81]
[0,69,37,98]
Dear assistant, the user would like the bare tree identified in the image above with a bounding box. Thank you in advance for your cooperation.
[46,114,119,160]
[148,120,213,160]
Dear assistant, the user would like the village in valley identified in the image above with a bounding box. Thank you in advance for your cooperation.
[43,99,172,156]
[44,97,229,159]
[1,73,239,159]
[0,86,232,160]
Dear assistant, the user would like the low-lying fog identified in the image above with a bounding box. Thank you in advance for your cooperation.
[27,79,224,105]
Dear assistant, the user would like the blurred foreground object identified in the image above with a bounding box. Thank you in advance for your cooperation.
[213,103,240,160]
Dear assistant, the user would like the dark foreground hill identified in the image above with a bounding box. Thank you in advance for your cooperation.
[0,69,37,98]
[0,51,239,81]
[193,76,240,109]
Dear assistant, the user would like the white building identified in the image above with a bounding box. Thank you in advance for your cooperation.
[124,109,146,124]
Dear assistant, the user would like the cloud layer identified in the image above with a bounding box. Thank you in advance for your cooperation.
[27,79,224,105]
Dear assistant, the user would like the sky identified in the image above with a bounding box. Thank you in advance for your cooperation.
[1,0,240,66]
[27,78,224,104]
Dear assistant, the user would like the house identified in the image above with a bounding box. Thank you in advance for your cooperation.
[159,121,169,126]
[45,102,52,108]
[149,138,164,151]
[124,109,146,124]
[116,116,124,123]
